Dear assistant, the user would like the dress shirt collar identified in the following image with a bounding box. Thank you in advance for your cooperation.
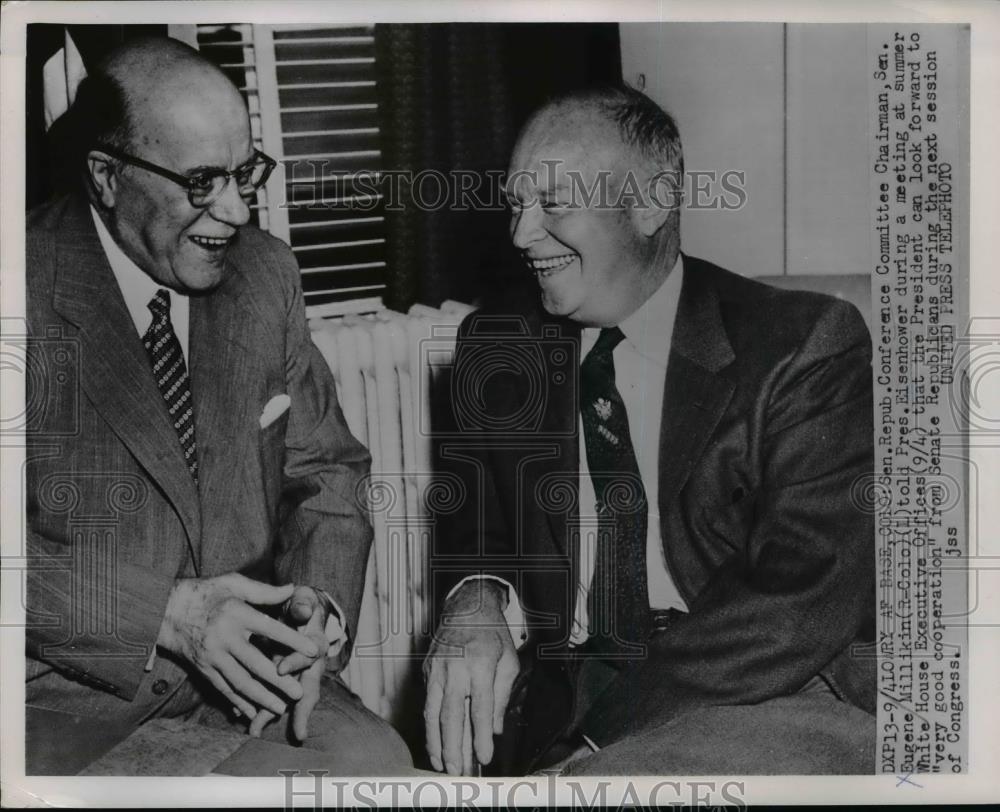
[581,253,684,368]
[89,205,190,359]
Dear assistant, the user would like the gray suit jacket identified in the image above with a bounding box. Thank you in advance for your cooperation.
[25,195,372,727]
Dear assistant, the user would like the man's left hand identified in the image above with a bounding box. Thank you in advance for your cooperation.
[248,586,343,740]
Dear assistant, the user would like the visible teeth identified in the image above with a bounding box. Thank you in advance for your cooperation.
[191,235,230,248]
[529,254,576,273]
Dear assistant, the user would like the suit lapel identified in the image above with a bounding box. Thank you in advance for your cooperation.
[657,256,737,522]
[51,199,202,564]
[188,261,258,574]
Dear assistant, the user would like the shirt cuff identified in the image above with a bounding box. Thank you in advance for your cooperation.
[446,575,528,649]
[316,588,349,655]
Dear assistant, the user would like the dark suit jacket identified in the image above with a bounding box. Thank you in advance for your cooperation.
[25,195,373,728]
[431,255,876,769]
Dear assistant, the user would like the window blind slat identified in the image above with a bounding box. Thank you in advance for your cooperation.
[305,296,384,319]
[302,265,387,286]
[292,222,386,247]
[272,26,374,39]
[306,284,384,296]
[283,102,378,112]
[287,204,385,225]
[274,57,376,67]
[306,285,385,301]
[279,85,376,108]
[285,193,383,209]
[283,154,382,176]
[287,169,381,186]
[282,134,380,157]
[276,62,374,85]
[301,262,387,274]
[284,128,379,138]
[282,109,380,132]
[272,36,375,46]
[292,244,386,268]
[294,238,385,252]
[291,215,385,229]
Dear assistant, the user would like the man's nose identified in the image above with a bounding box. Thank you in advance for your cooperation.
[208,176,252,227]
[510,203,545,250]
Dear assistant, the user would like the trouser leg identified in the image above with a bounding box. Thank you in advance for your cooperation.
[194,673,414,774]
[560,688,876,776]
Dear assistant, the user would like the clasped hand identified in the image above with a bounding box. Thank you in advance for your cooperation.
[157,574,340,739]
[423,581,519,775]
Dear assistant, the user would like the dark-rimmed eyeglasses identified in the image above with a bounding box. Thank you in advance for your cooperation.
[94,143,277,208]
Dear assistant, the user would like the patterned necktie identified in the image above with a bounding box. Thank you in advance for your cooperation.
[142,289,198,483]
[580,326,650,655]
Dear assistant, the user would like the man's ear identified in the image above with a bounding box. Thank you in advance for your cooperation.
[86,150,118,208]
[633,169,683,238]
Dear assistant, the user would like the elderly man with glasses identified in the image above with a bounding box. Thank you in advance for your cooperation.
[24,36,412,775]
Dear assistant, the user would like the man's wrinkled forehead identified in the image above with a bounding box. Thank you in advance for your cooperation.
[512,105,625,170]
[508,106,644,203]
[106,40,250,153]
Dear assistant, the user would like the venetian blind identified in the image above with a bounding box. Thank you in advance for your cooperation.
[196,23,386,318]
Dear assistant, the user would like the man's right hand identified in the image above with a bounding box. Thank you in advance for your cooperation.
[156,573,320,719]
[423,580,519,775]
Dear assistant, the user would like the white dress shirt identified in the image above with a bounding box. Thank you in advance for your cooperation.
[90,206,190,360]
[454,255,689,648]
[571,254,688,644]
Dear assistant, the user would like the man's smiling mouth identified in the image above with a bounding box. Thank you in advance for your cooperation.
[189,235,232,251]
[528,253,577,277]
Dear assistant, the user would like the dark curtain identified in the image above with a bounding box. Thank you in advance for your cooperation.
[374,23,622,311]
[26,24,167,209]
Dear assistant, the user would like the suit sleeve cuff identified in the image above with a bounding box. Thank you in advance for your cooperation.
[447,575,527,649]
[317,588,349,655]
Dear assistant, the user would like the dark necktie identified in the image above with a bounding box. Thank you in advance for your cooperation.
[142,289,198,483]
[580,326,650,656]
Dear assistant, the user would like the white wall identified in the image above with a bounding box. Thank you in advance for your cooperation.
[620,23,870,277]
[784,25,870,276]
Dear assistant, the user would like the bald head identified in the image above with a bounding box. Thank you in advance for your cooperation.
[520,85,684,180]
[514,101,637,185]
[95,37,248,155]
[102,34,221,86]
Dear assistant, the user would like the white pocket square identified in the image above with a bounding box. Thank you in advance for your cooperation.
[259,394,291,429]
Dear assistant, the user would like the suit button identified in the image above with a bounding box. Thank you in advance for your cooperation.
[152,679,169,696]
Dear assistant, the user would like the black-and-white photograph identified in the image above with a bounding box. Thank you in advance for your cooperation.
[0,1,993,806]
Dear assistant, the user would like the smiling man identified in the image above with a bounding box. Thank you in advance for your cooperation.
[424,85,877,775]
[506,100,678,327]
[25,37,411,775]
